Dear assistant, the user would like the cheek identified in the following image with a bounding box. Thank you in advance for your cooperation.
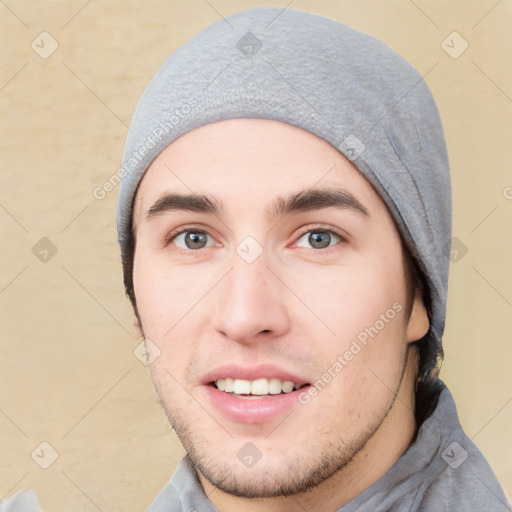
[132,247,180,334]
[132,247,219,354]
[286,256,407,341]
[285,255,409,398]
[133,254,196,385]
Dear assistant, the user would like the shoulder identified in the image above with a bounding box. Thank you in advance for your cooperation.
[418,452,510,511]
[147,456,217,512]
[416,381,510,511]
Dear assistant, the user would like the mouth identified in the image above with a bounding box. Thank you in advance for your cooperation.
[210,377,310,398]
[201,364,312,422]
[204,379,312,423]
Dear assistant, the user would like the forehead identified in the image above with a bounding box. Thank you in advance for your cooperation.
[132,118,384,223]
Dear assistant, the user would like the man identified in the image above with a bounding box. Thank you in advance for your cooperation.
[116,6,509,512]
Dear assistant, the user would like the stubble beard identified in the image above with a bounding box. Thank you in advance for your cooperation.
[154,361,407,500]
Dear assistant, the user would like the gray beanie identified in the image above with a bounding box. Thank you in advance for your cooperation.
[117,7,451,382]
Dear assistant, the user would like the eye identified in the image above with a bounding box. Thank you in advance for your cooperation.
[295,226,343,250]
[167,229,216,250]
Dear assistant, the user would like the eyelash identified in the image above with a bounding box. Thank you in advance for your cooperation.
[164,224,346,254]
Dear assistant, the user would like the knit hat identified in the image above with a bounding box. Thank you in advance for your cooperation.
[117,7,451,382]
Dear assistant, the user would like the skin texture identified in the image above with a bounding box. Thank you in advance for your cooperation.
[131,118,429,512]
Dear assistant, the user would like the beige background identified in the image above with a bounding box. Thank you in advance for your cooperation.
[1,1,511,510]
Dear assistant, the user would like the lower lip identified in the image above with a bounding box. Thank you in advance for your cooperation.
[203,384,310,424]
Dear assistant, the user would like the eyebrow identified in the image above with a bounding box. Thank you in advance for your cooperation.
[145,188,369,221]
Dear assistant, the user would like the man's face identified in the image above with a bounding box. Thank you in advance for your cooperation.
[132,118,427,498]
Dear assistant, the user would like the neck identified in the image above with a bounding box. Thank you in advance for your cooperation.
[198,347,419,512]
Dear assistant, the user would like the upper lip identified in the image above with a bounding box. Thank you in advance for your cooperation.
[201,364,311,386]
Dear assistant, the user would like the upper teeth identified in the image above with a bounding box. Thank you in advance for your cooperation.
[215,378,300,395]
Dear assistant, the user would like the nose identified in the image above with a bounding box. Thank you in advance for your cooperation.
[212,250,290,345]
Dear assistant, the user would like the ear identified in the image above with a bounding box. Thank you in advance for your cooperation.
[406,293,430,342]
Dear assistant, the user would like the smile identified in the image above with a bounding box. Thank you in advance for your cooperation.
[213,377,307,396]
